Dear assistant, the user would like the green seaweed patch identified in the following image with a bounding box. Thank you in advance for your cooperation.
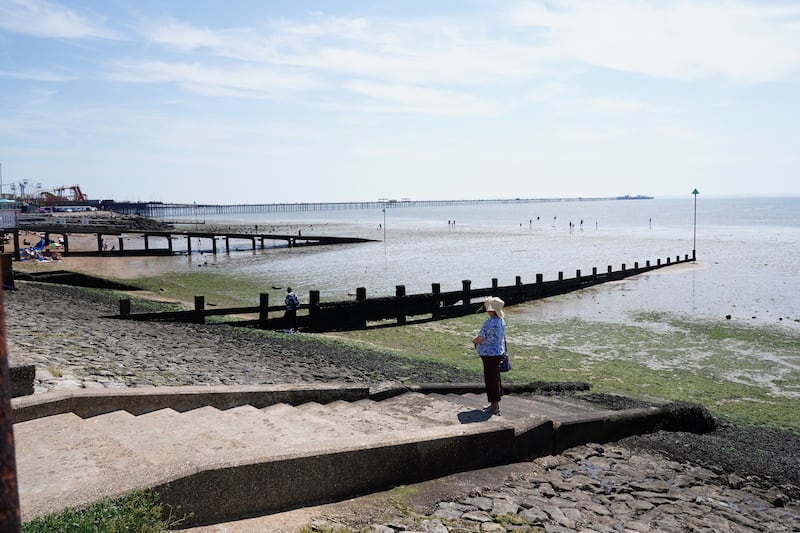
[336,314,800,430]
[133,271,276,309]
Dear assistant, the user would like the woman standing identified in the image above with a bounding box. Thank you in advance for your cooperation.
[472,296,506,416]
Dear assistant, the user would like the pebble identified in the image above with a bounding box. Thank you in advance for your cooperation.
[310,444,800,532]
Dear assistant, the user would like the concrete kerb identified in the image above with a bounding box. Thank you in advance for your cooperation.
[11,383,371,423]
[155,423,520,527]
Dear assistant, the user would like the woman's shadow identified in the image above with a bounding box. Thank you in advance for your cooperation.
[457,408,494,423]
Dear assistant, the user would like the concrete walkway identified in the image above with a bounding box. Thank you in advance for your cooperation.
[12,383,708,526]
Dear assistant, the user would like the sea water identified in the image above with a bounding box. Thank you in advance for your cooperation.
[146,196,799,331]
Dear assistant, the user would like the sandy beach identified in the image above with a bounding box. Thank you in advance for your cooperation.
[4,278,799,531]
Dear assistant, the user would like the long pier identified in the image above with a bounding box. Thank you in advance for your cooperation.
[3,227,374,261]
[114,252,695,333]
[105,196,652,218]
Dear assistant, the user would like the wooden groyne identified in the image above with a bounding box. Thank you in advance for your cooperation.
[113,252,695,332]
[3,227,374,261]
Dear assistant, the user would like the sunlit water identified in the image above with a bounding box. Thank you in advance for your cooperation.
[116,197,799,331]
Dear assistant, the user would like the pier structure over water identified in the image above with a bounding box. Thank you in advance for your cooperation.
[3,226,374,261]
[106,195,653,218]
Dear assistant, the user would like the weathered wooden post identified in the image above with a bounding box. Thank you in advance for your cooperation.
[187,235,192,254]
[143,234,150,251]
[396,285,406,325]
[0,268,22,531]
[576,269,581,281]
[120,298,131,317]
[622,264,626,272]
[225,236,230,254]
[462,280,472,314]
[356,287,367,301]
[634,261,639,271]
[536,273,543,284]
[62,234,69,254]
[592,267,597,279]
[12,232,20,261]
[309,290,320,330]
[118,236,124,253]
[558,271,563,281]
[646,260,651,267]
[657,258,661,266]
[608,265,612,274]
[167,236,173,254]
[492,278,498,290]
[212,238,218,255]
[259,293,269,326]
[667,257,671,264]
[194,296,205,324]
[431,283,441,319]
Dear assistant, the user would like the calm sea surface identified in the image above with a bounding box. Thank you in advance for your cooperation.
[145,196,799,331]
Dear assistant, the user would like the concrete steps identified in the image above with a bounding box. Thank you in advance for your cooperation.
[12,383,708,527]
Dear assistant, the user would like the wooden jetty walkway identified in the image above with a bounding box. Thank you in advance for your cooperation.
[3,226,375,261]
[114,252,695,333]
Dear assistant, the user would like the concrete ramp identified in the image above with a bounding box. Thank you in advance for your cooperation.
[12,383,711,526]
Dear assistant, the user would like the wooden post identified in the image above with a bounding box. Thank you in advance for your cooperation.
[491,278,498,290]
[396,285,406,325]
[225,236,230,254]
[309,290,320,330]
[0,271,22,531]
[592,267,597,279]
[12,231,20,261]
[536,273,543,284]
[259,293,269,326]
[187,235,192,254]
[646,260,651,267]
[356,287,366,301]
[634,261,639,271]
[622,264,626,272]
[608,265,612,274]
[431,283,441,319]
[576,269,581,280]
[194,296,205,324]
[167,236,173,254]
[120,299,131,317]
[251,237,256,251]
[143,234,150,251]
[462,280,472,313]
[558,271,563,281]
[62,234,69,254]
[657,258,661,266]
[118,236,124,253]
[212,238,217,255]
[667,257,671,264]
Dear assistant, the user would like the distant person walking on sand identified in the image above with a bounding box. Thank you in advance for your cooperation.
[283,287,300,332]
[472,296,506,416]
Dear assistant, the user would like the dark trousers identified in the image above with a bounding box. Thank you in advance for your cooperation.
[283,309,297,330]
[481,356,503,403]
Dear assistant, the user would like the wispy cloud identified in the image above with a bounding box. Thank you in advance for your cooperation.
[107,60,318,97]
[343,80,498,117]
[0,0,119,39]
[509,0,800,83]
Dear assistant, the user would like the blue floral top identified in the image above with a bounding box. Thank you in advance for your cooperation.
[476,316,505,357]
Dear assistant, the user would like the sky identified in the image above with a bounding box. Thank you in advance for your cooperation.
[1,0,799,204]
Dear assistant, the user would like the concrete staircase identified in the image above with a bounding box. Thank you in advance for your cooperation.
[12,383,708,526]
